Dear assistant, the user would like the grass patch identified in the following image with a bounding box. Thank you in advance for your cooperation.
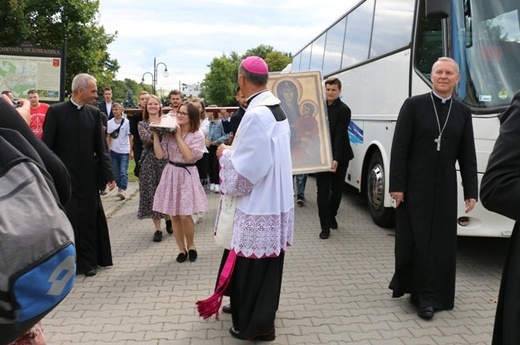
[128,158,138,183]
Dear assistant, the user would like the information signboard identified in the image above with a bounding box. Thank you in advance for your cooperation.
[0,42,62,102]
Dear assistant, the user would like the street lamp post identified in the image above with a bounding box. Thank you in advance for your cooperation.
[141,57,169,95]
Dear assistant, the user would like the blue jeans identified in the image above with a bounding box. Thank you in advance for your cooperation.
[294,174,307,199]
[110,150,129,190]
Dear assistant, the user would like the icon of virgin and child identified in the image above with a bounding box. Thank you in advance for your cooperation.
[274,77,323,169]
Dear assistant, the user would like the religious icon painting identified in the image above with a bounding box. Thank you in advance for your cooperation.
[269,71,332,174]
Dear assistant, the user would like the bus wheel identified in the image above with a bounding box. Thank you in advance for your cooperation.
[366,151,395,228]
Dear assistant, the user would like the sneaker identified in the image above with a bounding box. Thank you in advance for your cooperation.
[153,230,163,242]
[117,190,126,200]
[296,196,306,206]
[214,184,220,193]
[210,183,215,191]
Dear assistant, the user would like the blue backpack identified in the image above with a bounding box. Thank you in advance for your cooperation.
[0,128,76,344]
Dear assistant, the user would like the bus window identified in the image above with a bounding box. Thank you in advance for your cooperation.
[292,53,302,72]
[309,33,326,72]
[300,45,312,72]
[415,18,443,80]
[463,6,520,108]
[323,18,347,76]
[341,0,375,69]
[370,0,415,58]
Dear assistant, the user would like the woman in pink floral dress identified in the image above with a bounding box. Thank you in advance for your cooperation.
[152,102,207,262]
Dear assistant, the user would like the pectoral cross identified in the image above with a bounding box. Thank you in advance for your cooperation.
[434,135,441,151]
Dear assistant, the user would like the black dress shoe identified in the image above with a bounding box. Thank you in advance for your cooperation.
[417,306,434,320]
[188,249,198,262]
[176,252,187,263]
[165,219,173,234]
[85,268,97,277]
[330,217,338,229]
[153,230,162,242]
[222,303,232,314]
[319,230,330,239]
[229,327,275,342]
[229,327,241,339]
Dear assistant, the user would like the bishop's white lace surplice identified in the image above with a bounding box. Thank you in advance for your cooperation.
[217,91,294,259]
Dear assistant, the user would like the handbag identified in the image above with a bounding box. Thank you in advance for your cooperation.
[109,118,124,139]
[214,195,236,250]
[214,132,239,250]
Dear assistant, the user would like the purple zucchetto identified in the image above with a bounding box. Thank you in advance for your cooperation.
[242,56,268,74]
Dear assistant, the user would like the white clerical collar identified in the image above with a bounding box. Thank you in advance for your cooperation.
[432,91,452,104]
[70,98,84,110]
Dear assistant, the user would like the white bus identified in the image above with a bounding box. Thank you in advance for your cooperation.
[290,0,518,237]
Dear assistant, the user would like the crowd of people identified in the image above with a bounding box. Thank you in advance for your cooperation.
[3,55,520,343]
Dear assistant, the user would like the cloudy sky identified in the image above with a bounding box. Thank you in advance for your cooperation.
[98,0,358,92]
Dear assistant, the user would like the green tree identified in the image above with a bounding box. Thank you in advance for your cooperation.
[109,78,148,108]
[202,55,237,106]
[202,46,291,106]
[243,44,275,60]
[110,80,128,103]
[123,90,136,109]
[265,51,292,72]
[0,0,118,97]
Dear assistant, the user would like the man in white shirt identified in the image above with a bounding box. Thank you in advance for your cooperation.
[106,102,133,200]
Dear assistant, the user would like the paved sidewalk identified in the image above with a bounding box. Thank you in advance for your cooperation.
[43,178,507,344]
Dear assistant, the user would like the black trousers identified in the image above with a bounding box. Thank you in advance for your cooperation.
[315,161,349,232]
[230,253,285,339]
[133,141,143,177]
[208,145,220,184]
[196,152,209,184]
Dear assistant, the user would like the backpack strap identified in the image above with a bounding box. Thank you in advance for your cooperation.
[110,118,124,136]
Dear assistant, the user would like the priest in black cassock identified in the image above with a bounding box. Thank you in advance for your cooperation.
[43,73,115,277]
[481,91,520,345]
[389,57,478,320]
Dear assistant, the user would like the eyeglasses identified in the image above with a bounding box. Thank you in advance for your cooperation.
[177,111,188,116]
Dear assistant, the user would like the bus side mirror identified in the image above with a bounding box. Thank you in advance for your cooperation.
[425,0,450,19]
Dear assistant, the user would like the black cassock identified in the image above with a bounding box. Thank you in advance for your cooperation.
[43,101,114,274]
[389,92,477,310]
[481,91,520,345]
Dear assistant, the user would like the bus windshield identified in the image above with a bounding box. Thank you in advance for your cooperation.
[456,0,520,110]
